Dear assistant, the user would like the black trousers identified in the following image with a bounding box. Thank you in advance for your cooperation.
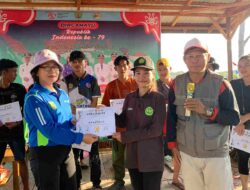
[73,141,101,187]
[128,168,163,190]
[30,146,77,190]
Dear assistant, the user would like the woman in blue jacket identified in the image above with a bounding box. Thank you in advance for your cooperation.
[24,49,97,190]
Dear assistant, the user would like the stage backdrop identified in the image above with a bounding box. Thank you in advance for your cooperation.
[0,10,161,92]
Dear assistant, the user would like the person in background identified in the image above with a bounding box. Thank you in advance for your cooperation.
[107,52,118,81]
[156,58,184,190]
[230,54,250,190]
[63,50,102,190]
[0,58,29,190]
[19,52,33,90]
[113,57,166,190]
[102,55,137,190]
[94,54,110,85]
[207,57,219,72]
[24,49,97,190]
[167,38,240,190]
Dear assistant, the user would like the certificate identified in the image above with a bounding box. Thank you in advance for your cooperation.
[69,87,91,107]
[0,102,22,124]
[110,99,125,114]
[230,126,250,153]
[76,107,116,137]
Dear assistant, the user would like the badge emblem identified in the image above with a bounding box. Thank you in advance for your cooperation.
[145,106,154,116]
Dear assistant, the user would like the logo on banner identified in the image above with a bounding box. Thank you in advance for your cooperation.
[0,10,36,34]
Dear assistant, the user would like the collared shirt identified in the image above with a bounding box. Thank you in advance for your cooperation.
[24,83,83,147]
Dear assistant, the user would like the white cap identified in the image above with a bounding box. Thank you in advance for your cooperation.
[184,38,208,54]
[30,49,63,73]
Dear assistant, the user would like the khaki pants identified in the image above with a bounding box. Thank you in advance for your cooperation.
[180,151,233,190]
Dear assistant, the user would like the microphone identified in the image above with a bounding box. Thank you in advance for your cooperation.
[185,82,195,117]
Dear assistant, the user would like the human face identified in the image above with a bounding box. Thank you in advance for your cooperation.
[115,60,129,78]
[157,64,170,81]
[3,68,17,83]
[70,59,85,74]
[37,61,60,86]
[238,58,250,78]
[134,68,154,90]
[98,57,104,64]
[184,48,209,74]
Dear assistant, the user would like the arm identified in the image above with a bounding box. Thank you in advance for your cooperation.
[212,81,240,126]
[24,95,83,145]
[167,83,177,149]
[120,95,166,143]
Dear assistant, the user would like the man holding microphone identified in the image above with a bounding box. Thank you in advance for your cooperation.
[167,38,240,190]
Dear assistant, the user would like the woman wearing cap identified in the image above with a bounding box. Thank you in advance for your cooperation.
[230,54,250,190]
[23,49,98,190]
[156,58,184,190]
[113,57,166,190]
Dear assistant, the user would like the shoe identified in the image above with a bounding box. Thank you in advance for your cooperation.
[108,182,126,190]
[91,185,102,190]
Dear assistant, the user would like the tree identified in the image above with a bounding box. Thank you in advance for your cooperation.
[238,20,250,58]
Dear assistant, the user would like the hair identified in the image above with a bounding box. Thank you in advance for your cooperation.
[31,65,62,84]
[114,56,129,66]
[0,59,18,75]
[69,50,85,62]
[239,54,250,63]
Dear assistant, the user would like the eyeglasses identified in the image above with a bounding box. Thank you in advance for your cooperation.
[185,53,207,61]
[40,65,60,72]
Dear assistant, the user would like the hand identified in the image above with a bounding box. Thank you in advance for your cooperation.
[71,119,76,126]
[71,104,76,115]
[234,124,245,136]
[172,147,181,167]
[112,132,122,142]
[184,98,206,115]
[83,134,98,144]
[96,104,106,109]
[240,113,250,124]
[5,122,19,129]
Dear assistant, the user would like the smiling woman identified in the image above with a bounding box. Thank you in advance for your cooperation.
[23,49,98,190]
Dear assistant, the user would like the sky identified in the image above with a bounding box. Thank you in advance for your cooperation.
[161,16,250,72]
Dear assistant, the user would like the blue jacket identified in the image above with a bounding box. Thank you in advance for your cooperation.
[24,83,83,147]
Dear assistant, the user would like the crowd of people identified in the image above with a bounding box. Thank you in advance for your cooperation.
[0,38,249,190]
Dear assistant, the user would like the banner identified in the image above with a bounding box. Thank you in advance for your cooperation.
[0,10,161,92]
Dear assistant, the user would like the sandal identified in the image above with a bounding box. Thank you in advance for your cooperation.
[172,181,184,190]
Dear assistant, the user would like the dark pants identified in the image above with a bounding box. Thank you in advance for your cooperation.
[112,139,125,185]
[128,169,163,190]
[0,137,26,162]
[30,146,77,190]
[73,148,82,189]
[237,149,250,175]
[89,141,101,187]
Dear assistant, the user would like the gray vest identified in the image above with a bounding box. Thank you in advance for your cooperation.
[174,71,230,158]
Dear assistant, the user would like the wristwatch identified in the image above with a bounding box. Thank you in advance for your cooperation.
[205,107,214,117]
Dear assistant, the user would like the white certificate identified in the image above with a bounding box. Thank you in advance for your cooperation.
[0,102,22,124]
[230,126,250,153]
[76,107,116,137]
[110,99,125,114]
[69,87,91,107]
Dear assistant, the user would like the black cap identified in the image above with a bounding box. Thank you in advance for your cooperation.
[131,57,154,71]
[0,59,18,71]
[114,56,129,66]
[69,50,85,62]
[208,57,219,70]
